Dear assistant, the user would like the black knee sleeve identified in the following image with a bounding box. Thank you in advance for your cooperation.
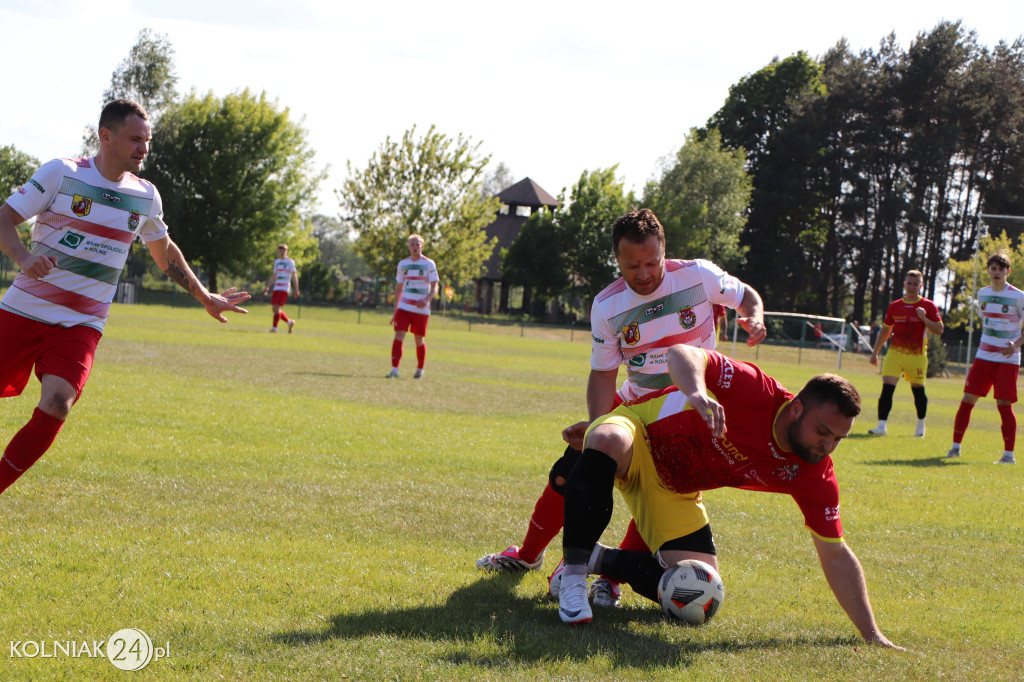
[911,385,927,419]
[548,445,582,494]
[878,383,896,420]
[562,448,617,565]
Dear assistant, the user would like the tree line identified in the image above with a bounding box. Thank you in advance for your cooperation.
[2,22,1022,331]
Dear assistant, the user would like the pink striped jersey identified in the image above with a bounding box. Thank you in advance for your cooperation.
[2,157,168,332]
[590,258,745,402]
[270,258,297,293]
[975,284,1024,364]
[395,255,438,316]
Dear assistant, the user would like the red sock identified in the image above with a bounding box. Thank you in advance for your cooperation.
[279,312,290,324]
[998,403,1016,451]
[391,339,403,368]
[0,408,65,494]
[953,401,974,444]
[416,343,426,369]
[273,312,281,327]
[519,482,564,564]
[619,518,651,553]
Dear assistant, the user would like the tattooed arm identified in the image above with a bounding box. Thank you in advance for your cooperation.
[146,236,251,322]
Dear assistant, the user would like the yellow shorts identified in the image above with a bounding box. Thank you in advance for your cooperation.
[881,347,927,384]
[586,406,709,552]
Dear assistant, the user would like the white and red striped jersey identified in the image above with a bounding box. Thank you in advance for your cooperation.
[270,258,297,293]
[975,284,1024,364]
[395,255,439,316]
[590,258,745,402]
[2,157,168,331]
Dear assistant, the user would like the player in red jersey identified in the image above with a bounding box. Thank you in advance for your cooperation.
[554,345,902,649]
[867,270,943,437]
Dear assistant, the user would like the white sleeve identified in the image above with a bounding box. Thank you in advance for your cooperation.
[137,185,169,242]
[590,300,623,371]
[395,261,405,284]
[4,158,64,220]
[698,259,745,309]
[429,260,439,282]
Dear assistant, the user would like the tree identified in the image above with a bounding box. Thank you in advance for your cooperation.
[141,89,324,292]
[643,128,750,269]
[0,144,39,197]
[502,208,567,307]
[339,125,499,287]
[946,232,1024,329]
[83,29,179,154]
[481,161,516,198]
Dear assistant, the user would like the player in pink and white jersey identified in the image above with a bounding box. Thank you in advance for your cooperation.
[262,243,300,333]
[946,250,1024,464]
[387,234,439,379]
[476,208,766,608]
[0,99,250,495]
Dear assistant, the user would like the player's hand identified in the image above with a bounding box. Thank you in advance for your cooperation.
[561,420,590,450]
[869,352,879,366]
[688,393,726,437]
[415,299,427,308]
[915,307,927,320]
[738,316,767,346]
[1001,342,1016,357]
[19,253,58,279]
[204,287,250,323]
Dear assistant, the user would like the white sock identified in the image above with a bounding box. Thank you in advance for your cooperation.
[1004,450,1015,459]
[950,443,961,452]
[877,420,887,429]
[917,419,926,429]
[563,564,587,579]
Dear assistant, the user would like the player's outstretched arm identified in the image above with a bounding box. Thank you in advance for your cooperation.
[812,535,905,650]
[146,236,249,322]
[665,345,725,436]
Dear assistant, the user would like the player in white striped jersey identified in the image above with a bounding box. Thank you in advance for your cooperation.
[946,250,1024,464]
[0,99,250,494]
[476,209,766,607]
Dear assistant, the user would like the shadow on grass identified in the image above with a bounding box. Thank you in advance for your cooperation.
[867,457,960,468]
[272,574,857,669]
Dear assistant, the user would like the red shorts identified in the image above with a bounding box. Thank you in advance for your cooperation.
[393,308,429,337]
[0,309,102,400]
[271,290,289,306]
[964,358,1019,402]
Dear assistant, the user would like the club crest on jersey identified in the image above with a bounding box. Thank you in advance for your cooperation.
[628,353,647,368]
[678,306,696,329]
[775,463,800,481]
[1003,304,1010,314]
[622,322,641,346]
[71,195,92,217]
[58,231,84,249]
[128,211,141,229]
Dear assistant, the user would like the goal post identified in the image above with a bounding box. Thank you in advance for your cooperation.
[727,311,858,370]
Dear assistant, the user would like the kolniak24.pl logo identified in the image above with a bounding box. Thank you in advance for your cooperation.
[10,629,169,671]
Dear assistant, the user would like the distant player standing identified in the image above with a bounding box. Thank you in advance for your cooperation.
[387,234,438,379]
[867,270,944,437]
[0,99,249,495]
[262,244,299,333]
[946,250,1024,464]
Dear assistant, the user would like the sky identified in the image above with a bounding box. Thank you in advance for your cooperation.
[2,0,1022,215]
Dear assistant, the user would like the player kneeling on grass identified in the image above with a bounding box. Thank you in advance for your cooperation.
[553,344,903,649]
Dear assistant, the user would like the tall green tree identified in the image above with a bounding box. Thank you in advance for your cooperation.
[83,28,179,154]
[339,125,499,287]
[142,89,323,292]
[0,144,39,197]
[643,128,750,269]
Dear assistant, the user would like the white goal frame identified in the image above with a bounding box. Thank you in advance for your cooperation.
[729,311,853,370]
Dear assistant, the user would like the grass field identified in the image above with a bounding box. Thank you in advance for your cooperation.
[1,302,1022,680]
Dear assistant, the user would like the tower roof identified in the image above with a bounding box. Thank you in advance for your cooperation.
[495,177,558,208]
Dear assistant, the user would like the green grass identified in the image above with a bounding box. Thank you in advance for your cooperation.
[1,303,1022,679]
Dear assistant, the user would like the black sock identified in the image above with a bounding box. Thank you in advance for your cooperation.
[878,383,896,420]
[597,548,663,603]
[911,385,927,419]
[562,448,617,566]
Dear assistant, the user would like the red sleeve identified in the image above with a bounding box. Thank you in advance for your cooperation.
[791,460,843,539]
[924,298,941,322]
[704,350,786,407]
[883,300,897,327]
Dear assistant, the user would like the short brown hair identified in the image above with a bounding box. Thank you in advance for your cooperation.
[99,99,149,133]
[905,269,923,280]
[795,373,861,418]
[987,250,1012,269]
[611,208,665,255]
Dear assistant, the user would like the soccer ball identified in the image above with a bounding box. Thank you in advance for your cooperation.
[657,559,724,625]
